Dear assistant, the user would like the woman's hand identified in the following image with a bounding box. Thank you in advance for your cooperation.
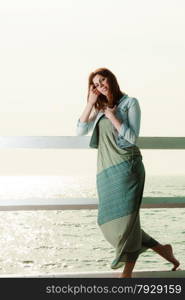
[104,105,117,120]
[88,84,101,105]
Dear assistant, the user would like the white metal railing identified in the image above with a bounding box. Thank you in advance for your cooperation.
[0,136,185,149]
[0,136,185,211]
[0,136,185,277]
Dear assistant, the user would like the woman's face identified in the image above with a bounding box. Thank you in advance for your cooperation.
[92,74,110,97]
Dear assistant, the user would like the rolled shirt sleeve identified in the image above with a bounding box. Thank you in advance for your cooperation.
[117,98,141,145]
[76,119,89,136]
[76,118,97,136]
[76,109,99,136]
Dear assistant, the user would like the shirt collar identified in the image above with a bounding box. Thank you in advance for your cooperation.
[117,93,128,105]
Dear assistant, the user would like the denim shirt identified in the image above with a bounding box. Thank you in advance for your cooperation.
[76,94,141,149]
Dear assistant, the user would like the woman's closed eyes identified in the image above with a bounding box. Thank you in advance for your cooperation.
[94,78,105,87]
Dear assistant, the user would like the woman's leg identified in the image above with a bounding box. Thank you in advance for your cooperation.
[119,261,137,278]
[151,243,180,271]
[142,230,180,271]
[119,244,180,278]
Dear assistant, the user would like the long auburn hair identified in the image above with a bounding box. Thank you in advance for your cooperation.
[87,68,125,111]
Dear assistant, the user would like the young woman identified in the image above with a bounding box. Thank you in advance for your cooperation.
[76,67,180,278]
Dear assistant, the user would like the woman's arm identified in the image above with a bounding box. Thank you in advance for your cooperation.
[76,108,98,136]
[117,98,141,144]
[106,98,141,145]
[79,102,94,123]
[76,85,100,136]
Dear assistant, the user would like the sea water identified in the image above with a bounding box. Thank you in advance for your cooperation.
[0,175,184,275]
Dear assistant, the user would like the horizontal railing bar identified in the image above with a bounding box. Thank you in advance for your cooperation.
[0,197,185,211]
[0,136,185,149]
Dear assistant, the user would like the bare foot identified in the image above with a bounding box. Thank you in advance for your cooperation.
[152,244,180,271]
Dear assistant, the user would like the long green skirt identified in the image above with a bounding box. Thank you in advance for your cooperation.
[96,116,158,269]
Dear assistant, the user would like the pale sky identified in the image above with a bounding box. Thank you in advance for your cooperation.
[0,0,185,175]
